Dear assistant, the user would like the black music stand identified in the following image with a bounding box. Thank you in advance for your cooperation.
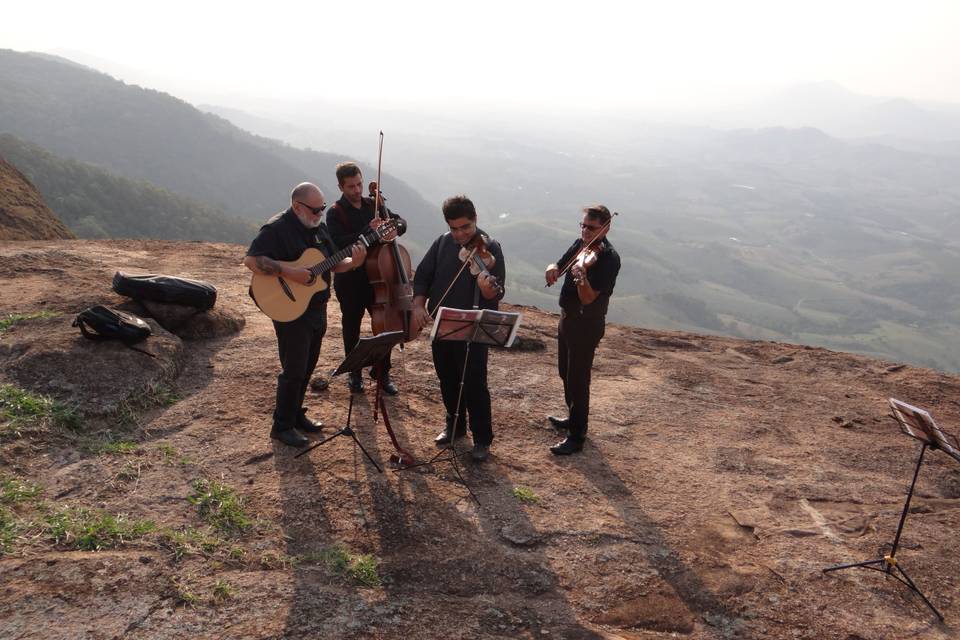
[398,307,522,504]
[823,398,960,621]
[296,331,406,471]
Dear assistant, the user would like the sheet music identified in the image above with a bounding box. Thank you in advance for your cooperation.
[889,398,960,462]
[430,307,523,347]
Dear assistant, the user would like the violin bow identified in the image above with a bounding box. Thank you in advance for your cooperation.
[549,211,619,286]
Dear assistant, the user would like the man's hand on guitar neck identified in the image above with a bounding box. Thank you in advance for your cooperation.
[369,217,397,242]
[334,242,368,273]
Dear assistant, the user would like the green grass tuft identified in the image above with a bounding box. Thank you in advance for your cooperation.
[0,384,82,436]
[44,507,156,551]
[1,476,42,505]
[0,506,17,554]
[99,440,138,455]
[147,383,181,407]
[0,311,59,333]
[212,579,235,602]
[156,442,178,463]
[511,486,540,503]
[172,578,199,607]
[115,461,142,483]
[154,442,194,466]
[188,478,253,534]
[258,550,295,570]
[108,383,182,430]
[318,544,382,587]
[160,527,225,561]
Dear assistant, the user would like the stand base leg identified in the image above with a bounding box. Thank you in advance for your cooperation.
[823,558,887,573]
[295,427,383,473]
[394,444,480,504]
[823,557,944,621]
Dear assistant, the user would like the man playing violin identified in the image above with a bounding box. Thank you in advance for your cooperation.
[544,205,621,455]
[325,162,407,395]
[244,183,367,448]
[412,195,505,461]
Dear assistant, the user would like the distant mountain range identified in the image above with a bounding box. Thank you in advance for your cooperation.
[715,81,960,144]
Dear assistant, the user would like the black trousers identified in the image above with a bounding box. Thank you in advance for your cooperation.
[431,341,493,446]
[272,307,326,431]
[557,308,605,441]
[335,277,391,374]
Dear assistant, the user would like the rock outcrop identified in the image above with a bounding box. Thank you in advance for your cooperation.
[0,157,74,240]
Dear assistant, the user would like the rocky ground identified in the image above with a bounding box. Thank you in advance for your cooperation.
[1,239,960,640]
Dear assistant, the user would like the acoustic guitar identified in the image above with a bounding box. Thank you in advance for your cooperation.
[250,220,397,322]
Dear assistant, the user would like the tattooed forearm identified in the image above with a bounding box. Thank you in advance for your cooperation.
[255,256,282,276]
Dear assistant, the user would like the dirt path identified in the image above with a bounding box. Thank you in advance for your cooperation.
[1,240,959,639]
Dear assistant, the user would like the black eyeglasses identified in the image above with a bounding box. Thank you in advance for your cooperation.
[580,222,602,231]
[296,201,327,215]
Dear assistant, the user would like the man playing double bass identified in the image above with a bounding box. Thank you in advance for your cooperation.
[544,205,621,455]
[325,162,407,395]
[411,195,505,462]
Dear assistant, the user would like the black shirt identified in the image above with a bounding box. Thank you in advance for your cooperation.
[246,207,338,308]
[414,230,506,312]
[557,238,620,317]
[326,196,407,250]
[327,196,408,290]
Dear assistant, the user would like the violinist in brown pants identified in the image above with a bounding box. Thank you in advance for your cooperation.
[544,205,621,455]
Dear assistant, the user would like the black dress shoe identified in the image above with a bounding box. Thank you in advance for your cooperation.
[347,372,363,393]
[548,415,570,431]
[470,443,490,461]
[381,377,399,396]
[550,437,584,456]
[298,414,324,433]
[434,426,467,447]
[271,428,309,448]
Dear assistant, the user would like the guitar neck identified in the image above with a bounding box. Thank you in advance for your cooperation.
[307,231,376,277]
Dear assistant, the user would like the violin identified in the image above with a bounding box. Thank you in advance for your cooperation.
[571,247,598,286]
[428,231,503,318]
[459,233,503,294]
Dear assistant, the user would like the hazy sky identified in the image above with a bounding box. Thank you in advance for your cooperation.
[3,0,959,110]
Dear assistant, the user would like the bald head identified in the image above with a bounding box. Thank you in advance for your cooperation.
[291,182,322,203]
[290,182,326,228]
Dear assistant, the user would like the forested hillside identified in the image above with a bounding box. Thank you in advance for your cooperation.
[0,49,438,251]
[0,134,254,242]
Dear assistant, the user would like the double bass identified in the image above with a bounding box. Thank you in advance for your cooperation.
[363,133,419,467]
[364,134,420,342]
